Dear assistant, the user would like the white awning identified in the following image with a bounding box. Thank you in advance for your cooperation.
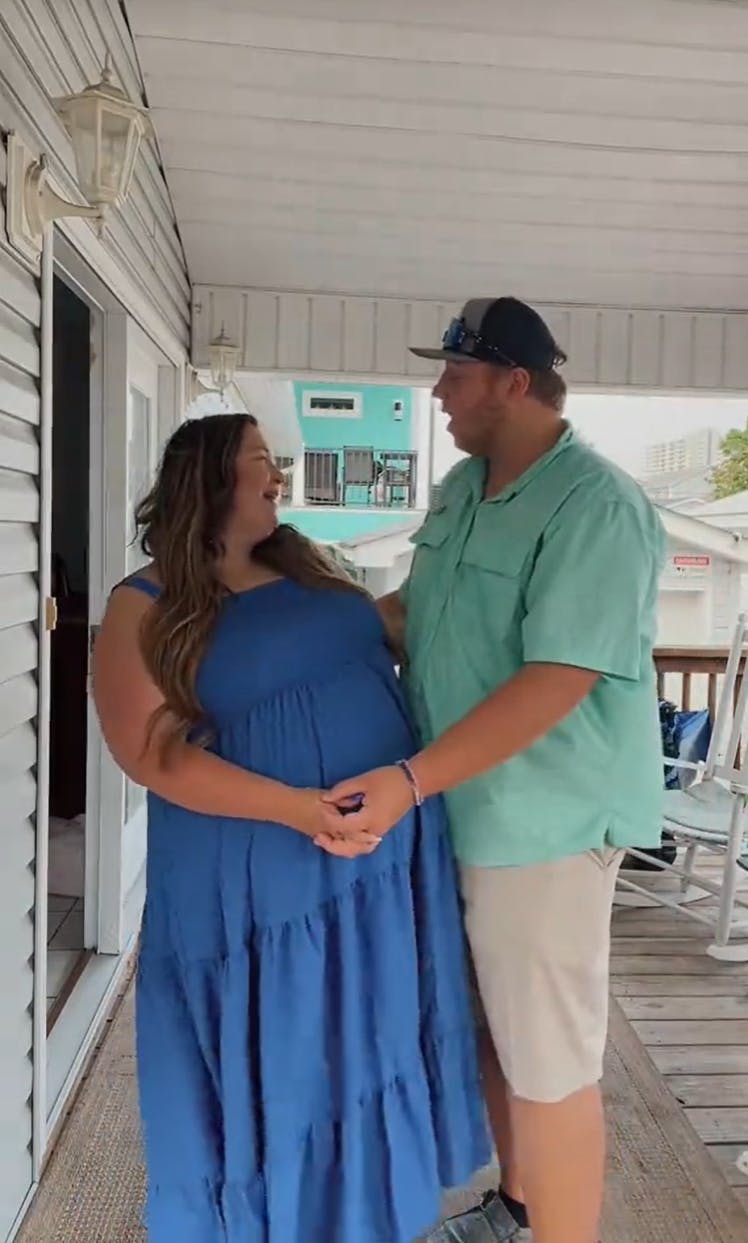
[129,0,748,316]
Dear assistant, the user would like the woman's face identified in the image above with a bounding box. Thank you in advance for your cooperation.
[228,422,285,545]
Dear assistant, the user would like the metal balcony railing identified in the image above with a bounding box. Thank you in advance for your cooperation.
[302,446,418,508]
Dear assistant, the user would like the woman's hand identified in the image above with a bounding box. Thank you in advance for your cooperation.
[320,766,414,840]
[283,788,382,857]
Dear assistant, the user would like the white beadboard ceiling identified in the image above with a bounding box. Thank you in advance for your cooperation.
[126,0,748,311]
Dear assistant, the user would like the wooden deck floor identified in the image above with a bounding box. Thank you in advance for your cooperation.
[612,868,748,1212]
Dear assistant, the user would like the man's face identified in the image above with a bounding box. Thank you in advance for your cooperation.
[433,359,520,455]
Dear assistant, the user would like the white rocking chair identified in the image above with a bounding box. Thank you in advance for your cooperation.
[618,613,748,962]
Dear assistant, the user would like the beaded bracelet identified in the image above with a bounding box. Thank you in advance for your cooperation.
[396,758,423,807]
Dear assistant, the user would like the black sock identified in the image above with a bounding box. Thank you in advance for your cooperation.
[499,1188,529,1229]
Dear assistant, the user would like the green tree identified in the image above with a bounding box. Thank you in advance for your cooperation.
[711,427,748,499]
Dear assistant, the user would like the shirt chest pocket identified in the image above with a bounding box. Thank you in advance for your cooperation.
[409,508,452,573]
[406,509,455,632]
[457,532,531,645]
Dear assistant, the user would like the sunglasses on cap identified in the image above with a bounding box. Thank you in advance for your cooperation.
[441,318,519,366]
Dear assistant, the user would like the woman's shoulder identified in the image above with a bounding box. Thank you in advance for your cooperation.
[115,564,161,600]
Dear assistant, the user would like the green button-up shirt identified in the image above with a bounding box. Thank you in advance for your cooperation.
[401,426,666,867]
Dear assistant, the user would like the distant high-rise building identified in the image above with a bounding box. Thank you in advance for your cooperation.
[639,428,721,505]
[642,428,720,478]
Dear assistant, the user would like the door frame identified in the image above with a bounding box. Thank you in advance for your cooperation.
[31,230,184,1166]
[49,240,128,955]
[32,235,125,1164]
[48,240,181,957]
[99,318,172,951]
[31,229,54,1179]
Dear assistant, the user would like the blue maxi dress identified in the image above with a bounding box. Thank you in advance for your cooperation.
[129,575,490,1243]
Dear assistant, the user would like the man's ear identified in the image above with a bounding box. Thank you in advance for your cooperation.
[507,367,532,400]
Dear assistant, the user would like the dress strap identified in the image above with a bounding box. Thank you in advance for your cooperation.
[119,574,161,600]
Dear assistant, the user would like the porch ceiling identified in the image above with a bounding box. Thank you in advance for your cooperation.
[126,0,748,310]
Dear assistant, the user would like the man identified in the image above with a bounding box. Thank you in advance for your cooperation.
[322,297,665,1243]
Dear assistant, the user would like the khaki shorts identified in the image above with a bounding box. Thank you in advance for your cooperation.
[461,848,624,1105]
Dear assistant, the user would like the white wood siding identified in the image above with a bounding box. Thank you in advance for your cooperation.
[656,591,705,648]
[0,231,39,1240]
[193,287,748,393]
[0,6,189,1235]
[710,559,740,647]
[0,0,190,347]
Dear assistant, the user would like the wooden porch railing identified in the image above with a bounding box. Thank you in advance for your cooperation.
[654,646,746,717]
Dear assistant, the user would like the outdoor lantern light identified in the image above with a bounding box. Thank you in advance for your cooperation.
[7,55,152,262]
[56,54,152,212]
[208,325,240,397]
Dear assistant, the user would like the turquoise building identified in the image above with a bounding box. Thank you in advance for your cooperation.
[286,381,422,543]
[294,381,413,454]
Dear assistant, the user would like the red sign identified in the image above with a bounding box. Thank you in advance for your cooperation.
[673,555,710,567]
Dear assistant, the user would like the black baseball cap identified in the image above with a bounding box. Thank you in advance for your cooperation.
[410,297,567,371]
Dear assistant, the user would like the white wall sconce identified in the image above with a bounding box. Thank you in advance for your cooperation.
[208,325,240,398]
[7,55,152,263]
[187,367,212,405]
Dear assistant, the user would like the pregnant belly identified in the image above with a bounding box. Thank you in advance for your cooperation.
[213,673,416,789]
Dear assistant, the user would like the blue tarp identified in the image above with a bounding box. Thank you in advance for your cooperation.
[660,700,712,789]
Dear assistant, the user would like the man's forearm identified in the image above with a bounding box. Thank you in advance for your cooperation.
[377,590,407,653]
[410,663,599,797]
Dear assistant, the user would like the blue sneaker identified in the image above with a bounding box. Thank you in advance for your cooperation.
[427,1192,520,1242]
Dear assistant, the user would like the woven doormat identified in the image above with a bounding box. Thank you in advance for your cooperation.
[18,986,748,1242]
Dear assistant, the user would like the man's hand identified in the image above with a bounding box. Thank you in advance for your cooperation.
[320,766,414,845]
[285,787,382,856]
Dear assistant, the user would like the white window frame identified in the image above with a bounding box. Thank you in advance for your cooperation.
[302,390,362,419]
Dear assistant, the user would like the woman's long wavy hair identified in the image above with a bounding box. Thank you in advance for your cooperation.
[135,413,367,756]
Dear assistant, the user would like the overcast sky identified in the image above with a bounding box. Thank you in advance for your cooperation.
[568,394,748,473]
[431,394,748,482]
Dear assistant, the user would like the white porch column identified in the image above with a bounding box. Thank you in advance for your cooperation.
[291,455,306,506]
[412,386,434,510]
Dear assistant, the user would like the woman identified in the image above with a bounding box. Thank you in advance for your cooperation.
[94,414,489,1243]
